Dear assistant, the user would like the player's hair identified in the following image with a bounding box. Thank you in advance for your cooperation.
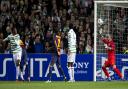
[107,34,113,39]
[69,23,73,29]
[11,25,18,35]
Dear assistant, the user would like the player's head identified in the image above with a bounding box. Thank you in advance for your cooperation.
[69,23,73,29]
[56,31,61,36]
[11,25,17,35]
[107,34,113,41]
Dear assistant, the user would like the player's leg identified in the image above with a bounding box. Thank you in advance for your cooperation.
[26,64,30,82]
[21,50,30,81]
[47,55,55,82]
[56,56,67,81]
[22,48,27,75]
[22,48,30,81]
[112,65,123,79]
[20,50,24,77]
[67,53,72,81]
[13,54,20,81]
[67,52,75,82]
[17,52,24,81]
[102,60,110,79]
[23,63,30,82]
[68,62,73,81]
[71,53,76,82]
[110,58,123,79]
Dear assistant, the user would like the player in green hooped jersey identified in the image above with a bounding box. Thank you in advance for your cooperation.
[3,25,24,81]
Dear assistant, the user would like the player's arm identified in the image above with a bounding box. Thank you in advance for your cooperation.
[57,39,61,56]
[102,38,113,50]
[97,27,109,44]
[97,34,109,44]
[102,38,109,44]
[108,43,115,50]
[54,37,58,49]
[98,34,112,50]
[104,42,115,51]
[67,31,71,54]
[3,36,9,42]
[15,35,21,45]
[54,41,60,56]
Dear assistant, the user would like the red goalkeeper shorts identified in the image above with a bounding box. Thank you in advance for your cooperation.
[104,58,115,67]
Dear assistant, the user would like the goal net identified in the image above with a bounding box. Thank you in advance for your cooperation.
[94,1,128,81]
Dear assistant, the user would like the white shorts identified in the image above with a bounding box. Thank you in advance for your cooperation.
[67,53,76,63]
[13,52,22,64]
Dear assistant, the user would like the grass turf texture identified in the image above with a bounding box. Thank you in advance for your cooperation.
[0,81,128,89]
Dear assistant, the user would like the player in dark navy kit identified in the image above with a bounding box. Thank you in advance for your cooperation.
[46,31,66,82]
[19,39,30,82]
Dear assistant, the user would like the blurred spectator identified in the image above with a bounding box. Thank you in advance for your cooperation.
[1,0,94,54]
[85,37,93,54]
[122,46,128,54]
[45,41,50,53]
[0,32,5,53]
[34,34,44,53]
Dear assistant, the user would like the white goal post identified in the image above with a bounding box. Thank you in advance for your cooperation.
[94,0,128,81]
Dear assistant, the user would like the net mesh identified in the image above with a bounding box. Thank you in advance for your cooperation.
[97,3,128,53]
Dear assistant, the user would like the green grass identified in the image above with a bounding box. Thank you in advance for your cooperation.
[0,81,128,89]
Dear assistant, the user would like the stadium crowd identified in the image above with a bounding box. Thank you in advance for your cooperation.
[106,7,128,53]
[0,0,94,54]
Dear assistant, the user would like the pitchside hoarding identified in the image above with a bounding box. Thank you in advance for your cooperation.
[0,54,94,81]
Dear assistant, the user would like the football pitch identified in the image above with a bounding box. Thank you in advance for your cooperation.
[0,81,128,89]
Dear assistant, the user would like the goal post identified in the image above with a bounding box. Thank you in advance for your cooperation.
[94,1,128,81]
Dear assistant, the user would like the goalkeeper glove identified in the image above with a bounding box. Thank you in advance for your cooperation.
[104,44,112,50]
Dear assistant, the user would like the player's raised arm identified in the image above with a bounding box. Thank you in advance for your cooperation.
[101,34,112,44]
[97,27,105,40]
[102,37,109,44]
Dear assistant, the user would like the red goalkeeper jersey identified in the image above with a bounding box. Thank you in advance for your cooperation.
[102,38,115,62]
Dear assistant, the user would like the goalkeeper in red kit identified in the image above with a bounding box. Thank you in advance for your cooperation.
[100,34,123,80]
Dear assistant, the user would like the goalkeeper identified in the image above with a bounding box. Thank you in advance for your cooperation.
[98,33,123,80]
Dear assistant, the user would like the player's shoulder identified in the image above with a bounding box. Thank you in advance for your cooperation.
[56,35,61,39]
[15,34,20,36]
[68,29,74,33]
[15,34,20,37]
[7,34,13,37]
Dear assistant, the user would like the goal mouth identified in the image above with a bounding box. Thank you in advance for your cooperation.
[94,1,128,81]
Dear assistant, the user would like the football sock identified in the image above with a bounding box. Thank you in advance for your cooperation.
[48,66,52,80]
[23,65,26,75]
[16,66,20,80]
[58,65,65,78]
[68,67,72,81]
[71,67,74,81]
[102,66,110,78]
[20,71,24,80]
[113,67,123,79]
